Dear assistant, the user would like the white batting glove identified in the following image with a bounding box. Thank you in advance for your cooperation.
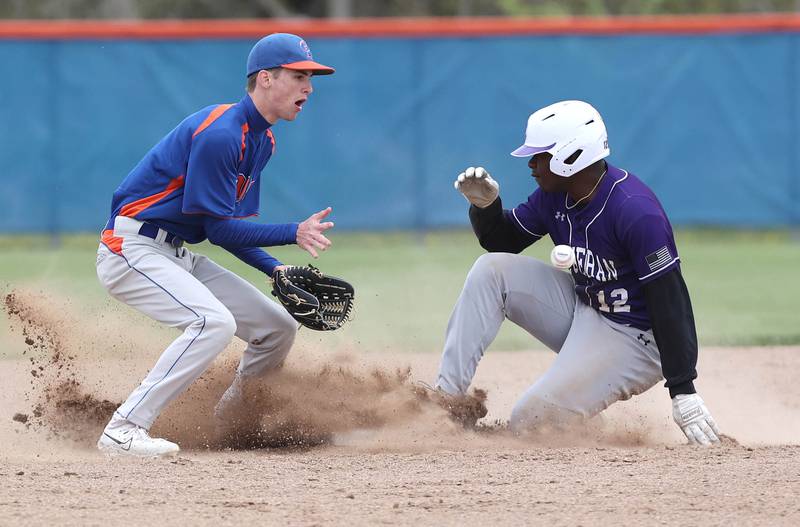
[454,166,499,209]
[672,393,721,446]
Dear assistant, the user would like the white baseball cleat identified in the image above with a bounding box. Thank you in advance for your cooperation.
[97,419,180,458]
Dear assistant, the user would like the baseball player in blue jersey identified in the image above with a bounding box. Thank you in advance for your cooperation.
[437,100,721,445]
[95,33,335,456]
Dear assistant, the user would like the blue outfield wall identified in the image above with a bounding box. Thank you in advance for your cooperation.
[0,32,798,233]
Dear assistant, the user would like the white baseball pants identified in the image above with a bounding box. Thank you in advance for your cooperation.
[96,216,297,429]
[436,253,663,432]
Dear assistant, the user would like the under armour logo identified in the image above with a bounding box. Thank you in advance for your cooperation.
[637,334,651,346]
[555,211,566,222]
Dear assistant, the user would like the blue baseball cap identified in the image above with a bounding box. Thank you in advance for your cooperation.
[246,33,335,77]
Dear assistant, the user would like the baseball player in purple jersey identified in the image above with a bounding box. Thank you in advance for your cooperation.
[95,33,335,456]
[436,100,721,445]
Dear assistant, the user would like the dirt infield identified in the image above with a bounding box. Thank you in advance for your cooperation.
[2,291,799,525]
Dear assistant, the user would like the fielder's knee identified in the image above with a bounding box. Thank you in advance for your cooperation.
[204,308,237,348]
[272,309,297,355]
[250,308,297,355]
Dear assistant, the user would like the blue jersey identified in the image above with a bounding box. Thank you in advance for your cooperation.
[509,164,680,331]
[102,94,275,250]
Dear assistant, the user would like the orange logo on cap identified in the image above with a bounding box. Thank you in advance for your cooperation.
[299,39,312,59]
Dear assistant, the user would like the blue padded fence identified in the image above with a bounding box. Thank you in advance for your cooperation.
[1,32,798,233]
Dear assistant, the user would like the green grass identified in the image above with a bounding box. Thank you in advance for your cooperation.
[672,230,800,346]
[1,229,798,358]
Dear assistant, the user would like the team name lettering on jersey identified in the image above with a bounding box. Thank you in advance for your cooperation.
[573,247,618,282]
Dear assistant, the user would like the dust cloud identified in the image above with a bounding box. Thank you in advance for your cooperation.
[2,289,798,456]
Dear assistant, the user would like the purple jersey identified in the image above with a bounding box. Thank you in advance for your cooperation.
[508,164,680,331]
[102,94,275,251]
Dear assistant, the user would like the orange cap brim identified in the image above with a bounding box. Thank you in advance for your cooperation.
[283,60,335,75]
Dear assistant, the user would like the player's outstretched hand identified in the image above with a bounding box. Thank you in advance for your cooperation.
[454,166,499,209]
[672,393,721,446]
[296,207,334,258]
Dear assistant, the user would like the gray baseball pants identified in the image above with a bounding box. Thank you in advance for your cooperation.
[96,216,297,429]
[436,253,663,432]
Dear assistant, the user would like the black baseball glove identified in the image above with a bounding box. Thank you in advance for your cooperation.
[271,265,354,331]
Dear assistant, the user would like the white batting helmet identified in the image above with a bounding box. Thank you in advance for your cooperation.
[510,100,610,177]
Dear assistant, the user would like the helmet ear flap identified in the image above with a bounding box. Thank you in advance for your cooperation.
[549,119,610,176]
[563,149,583,166]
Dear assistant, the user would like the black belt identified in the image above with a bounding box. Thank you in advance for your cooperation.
[137,223,184,248]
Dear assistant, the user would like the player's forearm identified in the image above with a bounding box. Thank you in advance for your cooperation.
[643,268,698,397]
[222,245,282,276]
[469,198,533,253]
[204,216,298,249]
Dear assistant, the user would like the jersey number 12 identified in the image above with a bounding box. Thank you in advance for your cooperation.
[597,288,630,313]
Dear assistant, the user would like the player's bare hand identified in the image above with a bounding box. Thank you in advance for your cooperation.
[454,166,500,208]
[296,207,334,259]
[672,393,721,446]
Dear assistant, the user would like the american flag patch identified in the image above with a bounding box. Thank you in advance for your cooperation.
[645,246,672,272]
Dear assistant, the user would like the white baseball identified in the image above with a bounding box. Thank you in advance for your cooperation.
[550,245,575,270]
